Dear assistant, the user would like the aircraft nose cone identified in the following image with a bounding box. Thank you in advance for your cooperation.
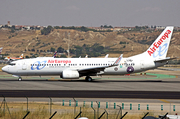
[2,67,5,72]
[2,66,7,72]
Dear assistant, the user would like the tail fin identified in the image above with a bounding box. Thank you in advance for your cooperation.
[0,47,3,54]
[19,54,23,58]
[104,54,109,58]
[53,51,57,58]
[146,26,174,59]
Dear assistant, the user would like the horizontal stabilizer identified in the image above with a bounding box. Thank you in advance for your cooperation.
[154,57,177,62]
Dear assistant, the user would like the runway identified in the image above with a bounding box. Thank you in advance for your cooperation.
[0,69,180,99]
[0,70,180,99]
[0,90,180,99]
[0,74,179,91]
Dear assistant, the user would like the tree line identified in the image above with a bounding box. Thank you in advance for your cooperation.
[47,43,109,58]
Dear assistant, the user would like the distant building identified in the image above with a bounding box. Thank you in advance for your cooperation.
[7,21,10,26]
[7,21,12,27]
[156,26,165,29]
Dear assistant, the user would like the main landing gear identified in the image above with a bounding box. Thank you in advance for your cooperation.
[18,77,22,81]
[85,76,92,82]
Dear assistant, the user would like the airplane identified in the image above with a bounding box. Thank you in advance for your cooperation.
[4,54,23,61]
[105,54,109,58]
[2,26,175,81]
[0,47,3,54]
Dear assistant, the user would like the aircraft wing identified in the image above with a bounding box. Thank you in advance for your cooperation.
[77,54,123,75]
[154,57,177,62]
[78,66,108,74]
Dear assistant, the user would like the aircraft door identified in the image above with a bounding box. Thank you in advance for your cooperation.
[140,60,145,69]
[22,62,27,70]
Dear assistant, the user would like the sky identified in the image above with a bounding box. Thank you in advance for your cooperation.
[0,0,180,27]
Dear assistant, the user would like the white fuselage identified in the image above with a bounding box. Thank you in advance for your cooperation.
[2,54,166,77]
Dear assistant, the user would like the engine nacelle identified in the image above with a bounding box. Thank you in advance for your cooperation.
[62,70,79,79]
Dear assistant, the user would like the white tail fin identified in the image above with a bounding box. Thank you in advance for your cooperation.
[146,26,174,59]
[19,54,23,58]
[104,54,109,58]
[0,47,3,54]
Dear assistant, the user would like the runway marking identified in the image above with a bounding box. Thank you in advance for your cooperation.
[159,99,170,103]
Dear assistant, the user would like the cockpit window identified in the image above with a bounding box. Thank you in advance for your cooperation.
[9,63,16,66]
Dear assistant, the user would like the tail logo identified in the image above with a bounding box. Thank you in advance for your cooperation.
[153,43,168,58]
[147,30,171,56]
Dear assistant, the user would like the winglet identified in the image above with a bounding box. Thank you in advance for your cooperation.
[113,54,123,65]
[53,51,57,58]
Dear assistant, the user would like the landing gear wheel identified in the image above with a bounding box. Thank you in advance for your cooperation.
[85,76,92,82]
[18,77,22,81]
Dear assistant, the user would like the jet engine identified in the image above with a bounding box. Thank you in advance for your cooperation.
[62,70,79,79]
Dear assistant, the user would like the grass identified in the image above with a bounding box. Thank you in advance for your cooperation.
[0,102,159,119]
